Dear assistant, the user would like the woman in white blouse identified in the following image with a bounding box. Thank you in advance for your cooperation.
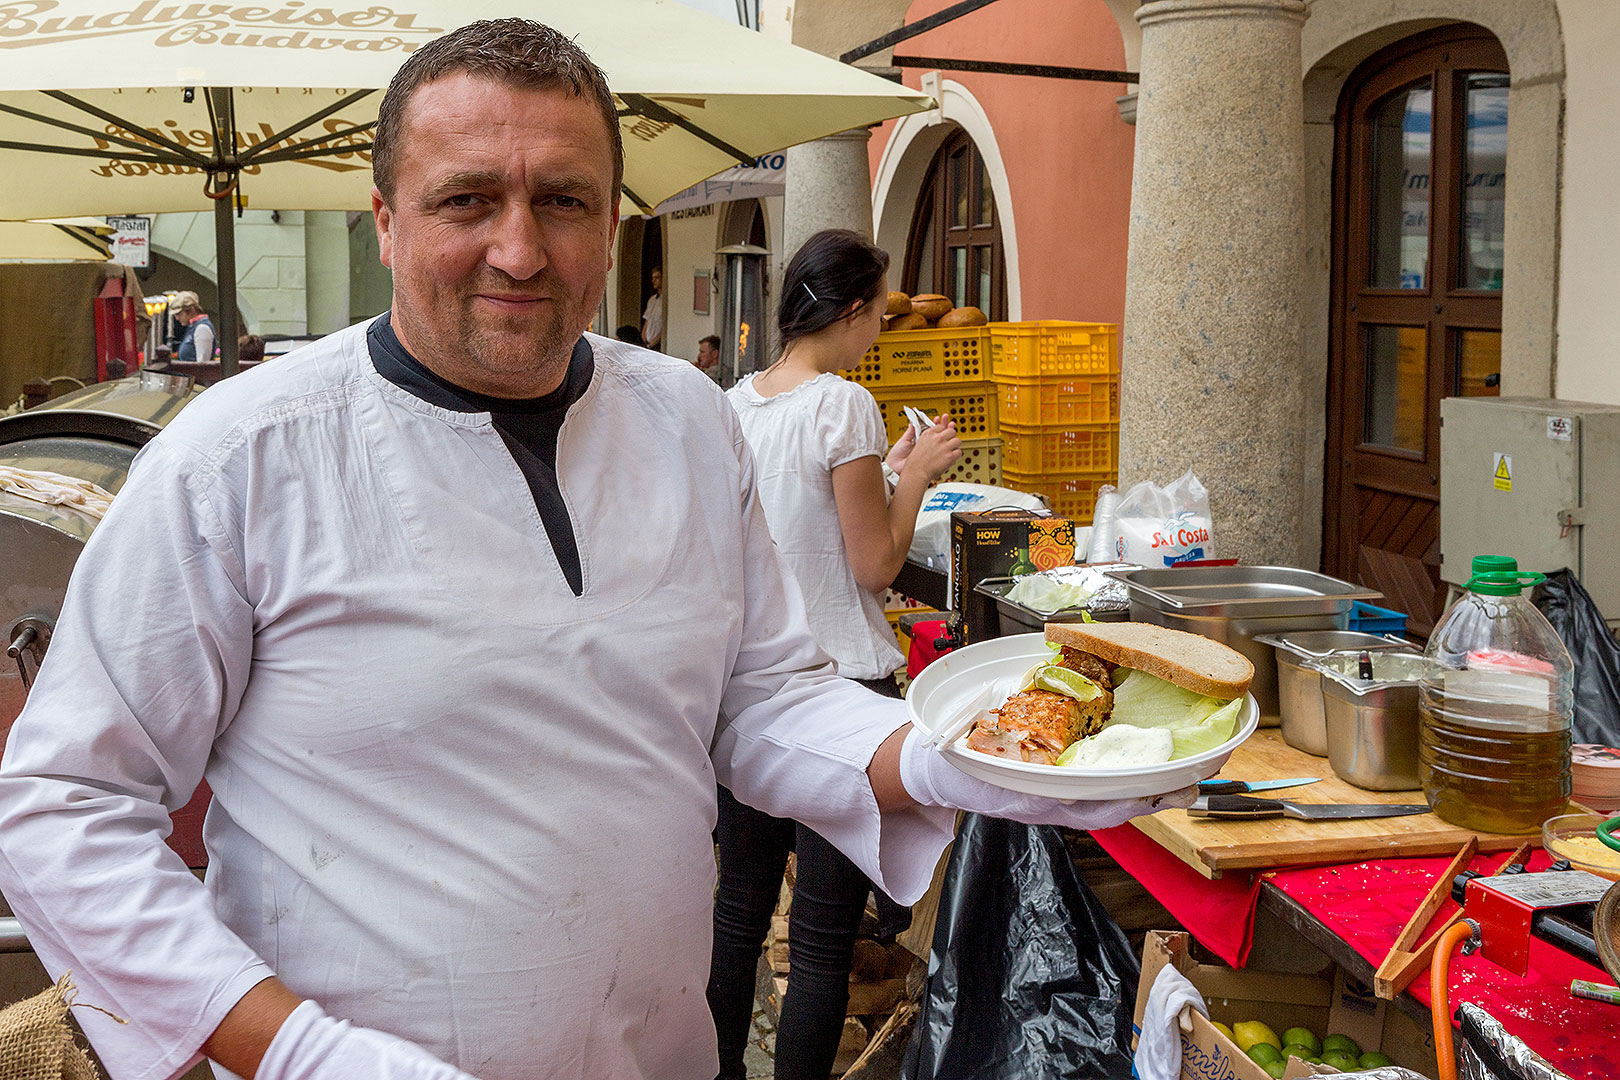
[710,229,962,1080]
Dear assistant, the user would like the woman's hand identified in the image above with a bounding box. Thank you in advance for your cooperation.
[906,414,963,482]
[885,426,917,475]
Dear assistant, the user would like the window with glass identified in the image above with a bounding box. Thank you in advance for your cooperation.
[903,128,1006,319]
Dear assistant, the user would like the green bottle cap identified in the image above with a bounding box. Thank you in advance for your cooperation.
[1469,572,1527,596]
[1472,554,1518,575]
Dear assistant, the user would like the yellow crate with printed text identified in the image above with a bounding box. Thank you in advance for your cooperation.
[870,384,998,443]
[988,321,1120,379]
[842,327,990,388]
[998,424,1116,475]
[994,374,1119,427]
[1001,468,1113,525]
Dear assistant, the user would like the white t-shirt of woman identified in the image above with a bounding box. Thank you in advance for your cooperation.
[727,373,904,681]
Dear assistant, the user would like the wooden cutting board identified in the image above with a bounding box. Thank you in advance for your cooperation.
[1132,730,1548,878]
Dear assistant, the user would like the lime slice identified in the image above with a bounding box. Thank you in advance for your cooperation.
[1032,666,1102,702]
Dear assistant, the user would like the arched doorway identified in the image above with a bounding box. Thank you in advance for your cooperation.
[1322,24,1507,634]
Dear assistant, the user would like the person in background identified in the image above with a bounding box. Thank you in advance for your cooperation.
[710,229,963,1080]
[238,334,266,365]
[171,291,215,363]
[614,323,644,346]
[696,334,720,372]
[641,266,664,350]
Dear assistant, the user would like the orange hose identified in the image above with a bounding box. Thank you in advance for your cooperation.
[1430,920,1476,1080]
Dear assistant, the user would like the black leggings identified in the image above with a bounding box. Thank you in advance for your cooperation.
[708,676,908,1080]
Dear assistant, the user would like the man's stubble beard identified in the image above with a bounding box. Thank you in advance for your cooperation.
[393,269,589,392]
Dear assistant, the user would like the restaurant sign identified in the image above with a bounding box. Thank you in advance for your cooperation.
[106,214,150,267]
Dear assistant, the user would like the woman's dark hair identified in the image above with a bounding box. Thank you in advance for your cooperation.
[777,229,890,357]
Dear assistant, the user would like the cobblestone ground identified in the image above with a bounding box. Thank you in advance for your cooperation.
[743,955,777,1078]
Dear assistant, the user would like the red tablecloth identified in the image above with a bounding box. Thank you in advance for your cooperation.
[1270,852,1620,1080]
[1092,824,1620,1079]
[1091,822,1263,966]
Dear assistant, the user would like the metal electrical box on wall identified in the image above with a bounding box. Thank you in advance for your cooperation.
[1439,397,1620,623]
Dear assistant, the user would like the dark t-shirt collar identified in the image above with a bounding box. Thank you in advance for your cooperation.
[367,310,593,415]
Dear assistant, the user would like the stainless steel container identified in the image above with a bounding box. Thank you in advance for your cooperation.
[973,576,1128,636]
[0,375,201,734]
[1107,566,1383,720]
[1256,631,1413,755]
[1313,652,1430,791]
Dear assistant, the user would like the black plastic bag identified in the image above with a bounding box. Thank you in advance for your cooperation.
[902,814,1138,1080]
[1531,569,1620,746]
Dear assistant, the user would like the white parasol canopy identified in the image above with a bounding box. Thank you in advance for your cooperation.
[0,221,110,261]
[0,0,932,370]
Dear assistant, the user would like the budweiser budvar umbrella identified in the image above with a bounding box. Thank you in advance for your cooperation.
[0,0,930,372]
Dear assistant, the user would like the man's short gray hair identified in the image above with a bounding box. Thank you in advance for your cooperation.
[372,19,624,205]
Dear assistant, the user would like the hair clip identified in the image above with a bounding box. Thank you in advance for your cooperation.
[802,282,820,303]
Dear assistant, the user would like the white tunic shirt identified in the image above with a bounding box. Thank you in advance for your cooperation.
[726,374,904,681]
[0,324,954,1080]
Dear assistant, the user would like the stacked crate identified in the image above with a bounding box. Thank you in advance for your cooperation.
[842,324,1000,481]
[987,321,1120,523]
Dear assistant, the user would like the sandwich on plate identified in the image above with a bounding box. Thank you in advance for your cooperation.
[966,622,1255,769]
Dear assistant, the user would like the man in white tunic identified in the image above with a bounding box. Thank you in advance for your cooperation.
[0,21,1185,1080]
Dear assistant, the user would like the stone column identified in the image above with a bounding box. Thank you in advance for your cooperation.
[1120,0,1309,566]
[782,128,875,260]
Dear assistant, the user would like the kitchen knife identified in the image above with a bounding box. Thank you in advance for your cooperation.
[1197,777,1321,796]
[1187,795,1431,820]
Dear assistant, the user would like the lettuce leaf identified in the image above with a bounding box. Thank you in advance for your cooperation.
[1109,670,1241,759]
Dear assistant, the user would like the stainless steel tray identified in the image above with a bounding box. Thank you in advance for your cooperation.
[1106,565,1382,618]
[1254,630,1413,658]
[973,576,1129,636]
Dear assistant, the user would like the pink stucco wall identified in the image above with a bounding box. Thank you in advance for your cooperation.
[867,0,1134,324]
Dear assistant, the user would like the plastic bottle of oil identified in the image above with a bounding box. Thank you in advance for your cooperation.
[1418,555,1574,833]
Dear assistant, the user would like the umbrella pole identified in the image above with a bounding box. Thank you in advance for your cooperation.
[214,193,239,378]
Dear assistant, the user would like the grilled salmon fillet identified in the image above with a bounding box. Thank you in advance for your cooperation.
[967,683,1112,765]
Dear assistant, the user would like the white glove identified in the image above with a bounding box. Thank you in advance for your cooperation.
[257,1000,480,1080]
[898,725,1197,829]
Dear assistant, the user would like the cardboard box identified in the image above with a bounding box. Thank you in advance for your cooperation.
[948,509,1075,639]
[1133,933,1436,1080]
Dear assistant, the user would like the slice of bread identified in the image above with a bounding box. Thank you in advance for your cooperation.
[1045,621,1254,699]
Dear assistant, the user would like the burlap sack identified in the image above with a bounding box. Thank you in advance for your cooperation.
[0,975,100,1080]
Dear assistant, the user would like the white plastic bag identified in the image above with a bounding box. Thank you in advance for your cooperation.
[1112,470,1213,567]
[907,483,1048,566]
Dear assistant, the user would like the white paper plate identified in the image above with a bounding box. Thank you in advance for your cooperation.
[906,632,1259,800]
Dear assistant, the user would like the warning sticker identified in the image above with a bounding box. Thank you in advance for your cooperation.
[1548,416,1574,441]
[1493,453,1512,491]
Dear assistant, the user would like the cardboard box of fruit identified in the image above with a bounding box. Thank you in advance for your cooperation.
[1133,932,1425,1080]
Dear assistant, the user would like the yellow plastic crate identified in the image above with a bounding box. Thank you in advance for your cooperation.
[871,383,998,443]
[843,327,990,387]
[998,424,1116,475]
[989,321,1119,379]
[1001,468,1113,525]
[935,438,1001,487]
[994,374,1119,427]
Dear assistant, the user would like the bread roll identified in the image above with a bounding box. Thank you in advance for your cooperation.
[887,312,928,332]
[911,294,954,321]
[886,291,913,317]
[937,306,987,328]
[1045,622,1255,699]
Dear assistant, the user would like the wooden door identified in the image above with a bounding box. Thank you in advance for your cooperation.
[1324,27,1507,635]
